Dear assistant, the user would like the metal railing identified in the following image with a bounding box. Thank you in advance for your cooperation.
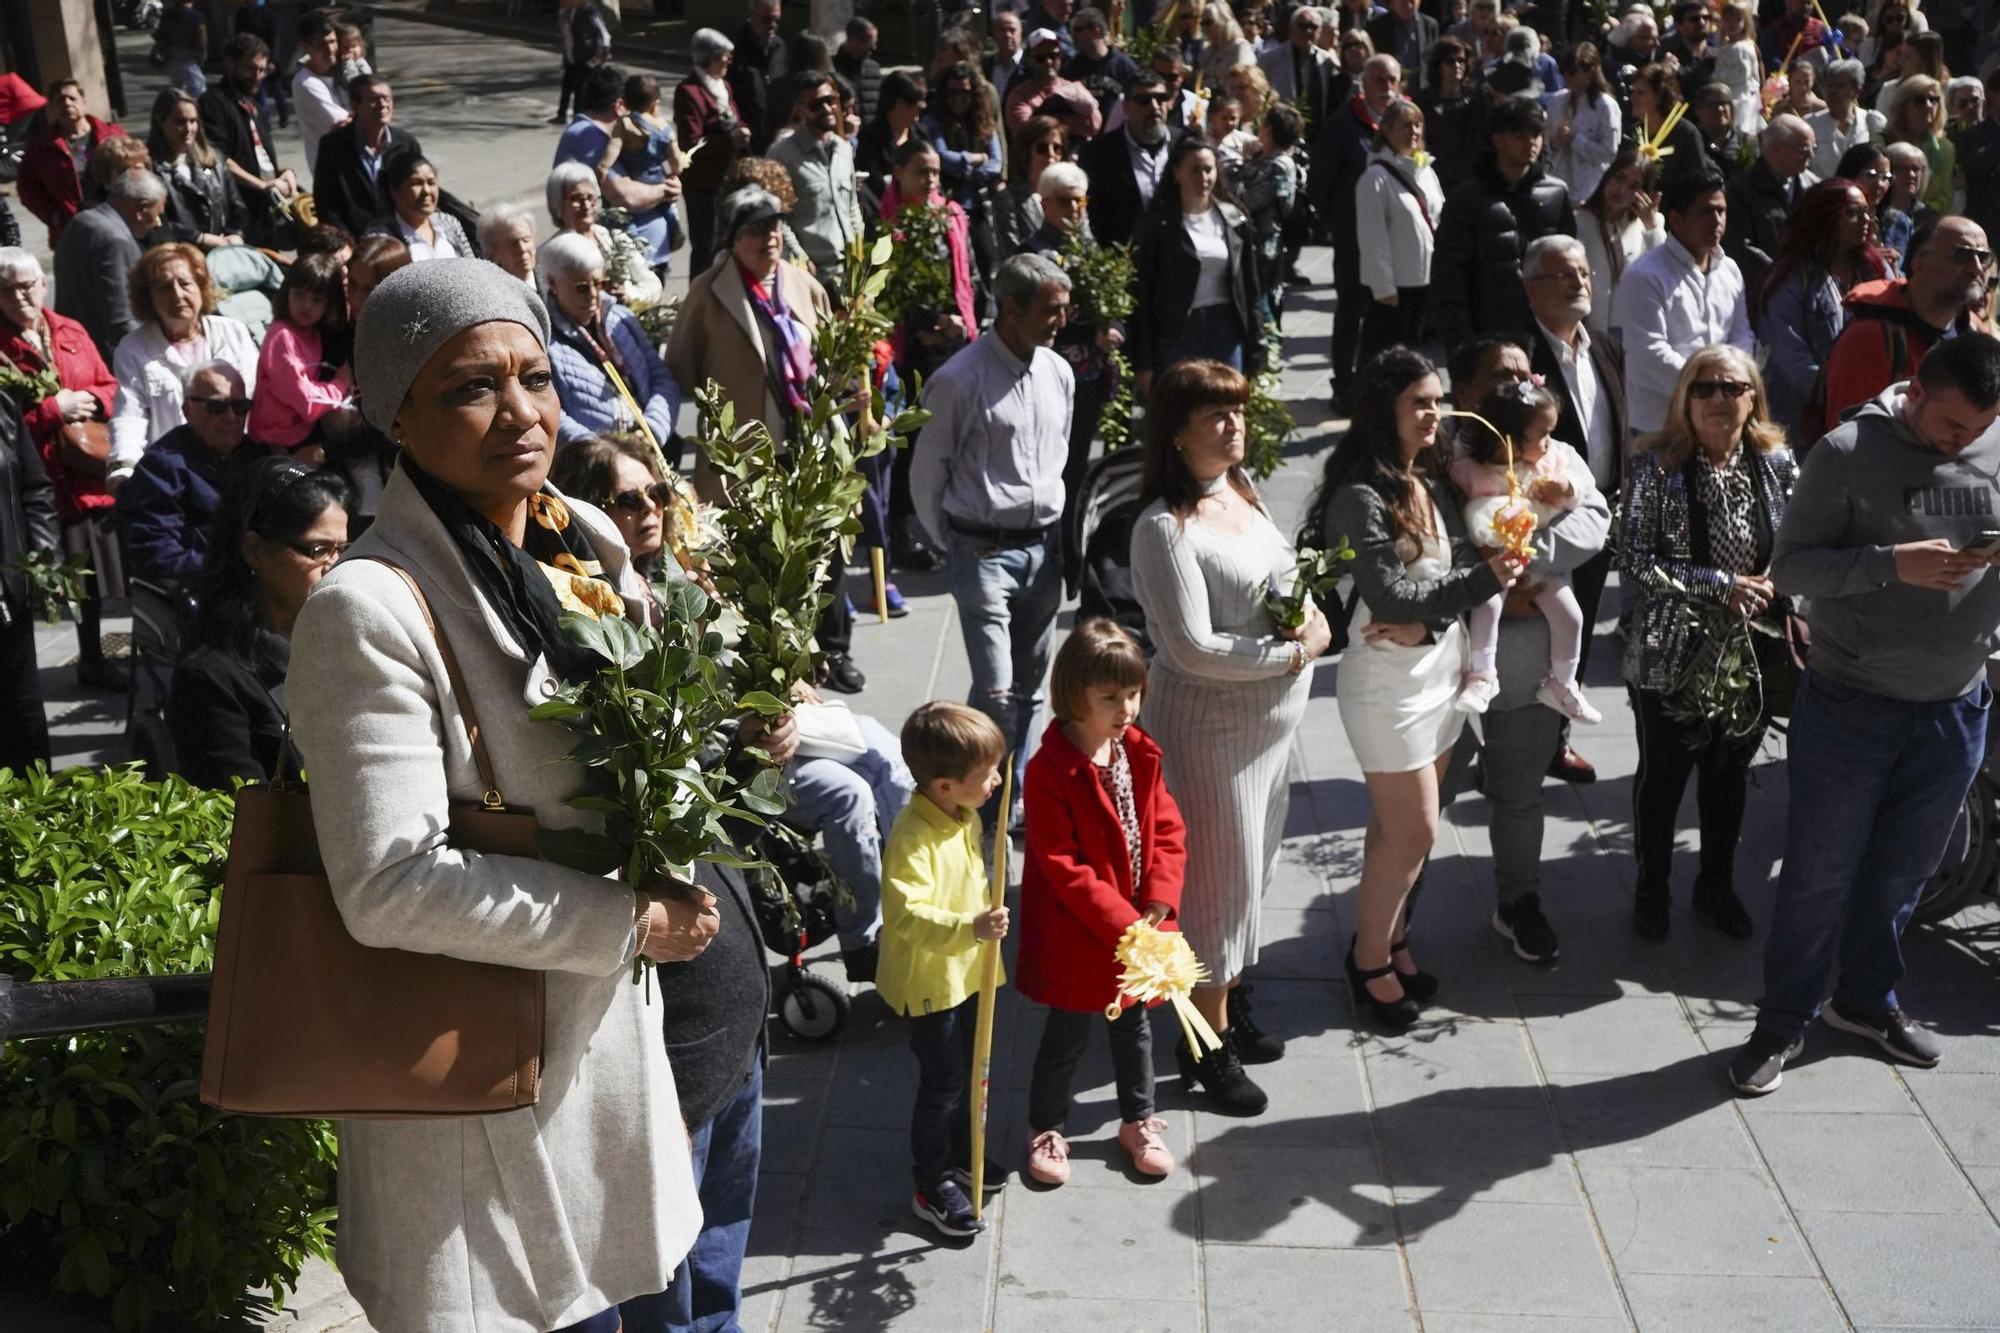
[0,974,212,1042]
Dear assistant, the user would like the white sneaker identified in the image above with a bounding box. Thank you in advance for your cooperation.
[1454,672,1501,716]
[1536,677,1602,724]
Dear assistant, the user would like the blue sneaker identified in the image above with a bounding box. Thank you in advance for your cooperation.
[911,1176,984,1237]
[885,583,909,618]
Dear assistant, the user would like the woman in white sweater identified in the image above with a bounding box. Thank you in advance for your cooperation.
[1574,144,1666,346]
[1355,99,1444,358]
[108,242,258,485]
[1545,43,1621,205]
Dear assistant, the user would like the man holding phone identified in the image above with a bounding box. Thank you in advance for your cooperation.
[1731,334,2000,1096]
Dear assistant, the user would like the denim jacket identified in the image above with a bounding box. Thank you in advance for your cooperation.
[1618,443,1797,692]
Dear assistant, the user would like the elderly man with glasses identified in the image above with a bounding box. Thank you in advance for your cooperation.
[1816,216,1997,430]
[115,359,266,589]
[1260,7,1336,110]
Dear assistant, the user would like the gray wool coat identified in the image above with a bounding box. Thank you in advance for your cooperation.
[286,467,702,1333]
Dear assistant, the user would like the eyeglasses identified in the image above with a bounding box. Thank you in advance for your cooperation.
[1529,268,1590,286]
[285,539,351,565]
[610,482,674,515]
[1952,244,1997,268]
[806,94,839,108]
[1688,379,1752,400]
[1133,91,1174,104]
[0,279,37,298]
[1034,47,1063,62]
[573,277,607,297]
[187,395,253,416]
[1857,166,1890,181]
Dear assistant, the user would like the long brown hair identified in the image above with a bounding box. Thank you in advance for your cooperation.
[1306,345,1446,546]
[933,60,998,146]
[1142,360,1257,517]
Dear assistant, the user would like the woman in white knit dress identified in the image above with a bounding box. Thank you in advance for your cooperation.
[1313,347,1520,1033]
[1130,361,1333,1116]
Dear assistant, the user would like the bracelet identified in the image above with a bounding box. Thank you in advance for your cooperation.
[1288,641,1307,674]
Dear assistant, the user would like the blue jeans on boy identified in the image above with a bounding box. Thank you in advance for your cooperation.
[786,714,916,952]
[619,1056,765,1333]
[907,994,979,1186]
[1756,668,1990,1044]
[945,528,1062,786]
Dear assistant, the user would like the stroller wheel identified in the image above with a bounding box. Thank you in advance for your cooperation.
[778,970,849,1043]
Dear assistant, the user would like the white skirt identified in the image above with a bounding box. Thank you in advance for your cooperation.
[1336,617,1468,774]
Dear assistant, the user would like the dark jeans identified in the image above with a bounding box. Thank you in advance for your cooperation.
[817,548,852,657]
[1629,685,1767,897]
[621,1057,764,1333]
[686,190,719,277]
[1168,304,1246,371]
[557,60,588,119]
[907,993,979,1186]
[1028,1002,1154,1132]
[1360,286,1430,362]
[1329,238,1366,392]
[0,612,50,773]
[1755,670,1990,1043]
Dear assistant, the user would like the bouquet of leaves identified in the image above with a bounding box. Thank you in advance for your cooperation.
[1661,593,1778,748]
[1264,539,1355,631]
[877,200,957,332]
[1125,0,1179,63]
[0,361,60,409]
[1055,224,1139,452]
[8,551,93,626]
[596,206,661,310]
[530,579,788,980]
[1244,322,1297,479]
[693,235,933,699]
[634,293,682,351]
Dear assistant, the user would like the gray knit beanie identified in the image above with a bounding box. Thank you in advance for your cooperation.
[353,257,553,434]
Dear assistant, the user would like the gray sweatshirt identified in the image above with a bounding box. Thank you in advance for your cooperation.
[1772,383,2000,702]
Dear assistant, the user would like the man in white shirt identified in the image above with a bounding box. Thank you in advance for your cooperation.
[290,13,348,177]
[1524,234,1627,785]
[911,253,1075,806]
[1611,169,1754,434]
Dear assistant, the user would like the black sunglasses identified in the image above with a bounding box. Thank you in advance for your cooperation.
[1951,244,1997,269]
[1688,380,1752,400]
[189,394,253,416]
[610,481,674,515]
[285,539,351,564]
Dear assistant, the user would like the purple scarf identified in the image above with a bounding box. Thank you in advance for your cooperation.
[740,263,813,419]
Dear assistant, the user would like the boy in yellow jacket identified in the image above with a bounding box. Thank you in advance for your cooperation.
[879,700,1011,1239]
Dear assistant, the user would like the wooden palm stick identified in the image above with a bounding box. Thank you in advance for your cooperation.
[871,547,890,622]
[969,757,1014,1222]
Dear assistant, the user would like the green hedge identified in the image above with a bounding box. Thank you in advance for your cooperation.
[0,764,337,1331]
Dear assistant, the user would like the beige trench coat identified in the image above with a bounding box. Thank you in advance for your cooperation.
[286,468,701,1333]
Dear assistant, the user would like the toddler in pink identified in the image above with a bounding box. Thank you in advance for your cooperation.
[1448,379,1603,723]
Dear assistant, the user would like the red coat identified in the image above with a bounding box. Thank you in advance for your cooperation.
[1016,720,1187,1014]
[17,117,127,246]
[0,310,118,519]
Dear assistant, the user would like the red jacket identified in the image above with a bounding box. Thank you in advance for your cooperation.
[1815,278,1991,437]
[17,117,127,246]
[0,310,119,519]
[1016,720,1187,1014]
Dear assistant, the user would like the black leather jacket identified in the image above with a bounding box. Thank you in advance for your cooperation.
[1129,200,1268,376]
[0,395,59,626]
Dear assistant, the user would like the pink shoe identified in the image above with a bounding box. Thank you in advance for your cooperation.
[1118,1117,1176,1177]
[1027,1129,1071,1185]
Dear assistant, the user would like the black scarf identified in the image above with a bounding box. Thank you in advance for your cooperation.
[400,454,615,683]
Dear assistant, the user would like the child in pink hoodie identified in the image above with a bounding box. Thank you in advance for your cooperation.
[248,252,354,454]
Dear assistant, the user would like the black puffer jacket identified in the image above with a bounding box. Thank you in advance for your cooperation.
[1430,157,1576,354]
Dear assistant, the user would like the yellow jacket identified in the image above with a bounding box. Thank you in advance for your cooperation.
[876,793,1006,1017]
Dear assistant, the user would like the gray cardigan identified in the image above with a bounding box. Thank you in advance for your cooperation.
[287,469,701,1333]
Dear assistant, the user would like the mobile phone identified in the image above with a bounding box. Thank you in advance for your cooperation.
[1963,531,2000,558]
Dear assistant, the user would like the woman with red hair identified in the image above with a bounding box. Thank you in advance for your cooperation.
[1753,177,1891,439]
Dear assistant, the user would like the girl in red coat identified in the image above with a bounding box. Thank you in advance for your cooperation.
[1018,618,1188,1185]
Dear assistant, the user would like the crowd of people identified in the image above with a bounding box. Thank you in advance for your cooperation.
[7,0,2000,1330]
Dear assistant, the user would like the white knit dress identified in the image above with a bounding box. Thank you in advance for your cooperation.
[1129,493,1314,982]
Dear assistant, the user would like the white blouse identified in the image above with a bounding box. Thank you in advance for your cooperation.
[108,315,260,480]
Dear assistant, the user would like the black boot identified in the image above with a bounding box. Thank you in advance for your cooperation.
[1345,941,1419,1032]
[1634,885,1670,942]
[1225,984,1286,1064]
[1692,874,1754,939]
[1179,1031,1269,1115]
[1389,936,1440,1002]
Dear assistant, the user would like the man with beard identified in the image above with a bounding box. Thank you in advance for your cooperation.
[198,33,298,246]
[771,72,865,298]
[1078,73,1175,247]
[1004,28,1102,141]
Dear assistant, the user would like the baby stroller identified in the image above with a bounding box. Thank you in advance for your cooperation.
[747,823,853,1043]
[1066,445,1150,651]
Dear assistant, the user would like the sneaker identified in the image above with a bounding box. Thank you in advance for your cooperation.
[1536,676,1603,724]
[945,1159,1009,1195]
[821,652,867,694]
[911,1176,984,1237]
[884,582,909,618]
[1025,1130,1071,1186]
[1117,1117,1176,1177]
[1492,894,1561,964]
[1728,1030,1804,1096]
[1822,999,1942,1067]
[1454,671,1501,716]
[841,943,878,984]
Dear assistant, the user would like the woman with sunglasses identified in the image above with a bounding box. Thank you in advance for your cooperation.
[993,115,1067,259]
[1417,35,1479,194]
[115,359,268,589]
[0,245,124,692]
[166,454,349,789]
[1618,346,1796,943]
[1754,178,1891,437]
[1884,74,1955,216]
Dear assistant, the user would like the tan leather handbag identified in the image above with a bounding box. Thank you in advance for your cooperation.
[200,561,547,1119]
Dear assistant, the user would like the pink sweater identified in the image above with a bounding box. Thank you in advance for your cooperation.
[248,320,352,448]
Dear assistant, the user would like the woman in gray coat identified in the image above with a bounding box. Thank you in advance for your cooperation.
[286,260,708,1333]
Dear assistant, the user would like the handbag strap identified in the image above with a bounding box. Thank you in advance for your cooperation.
[364,558,508,811]
[1372,159,1435,232]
